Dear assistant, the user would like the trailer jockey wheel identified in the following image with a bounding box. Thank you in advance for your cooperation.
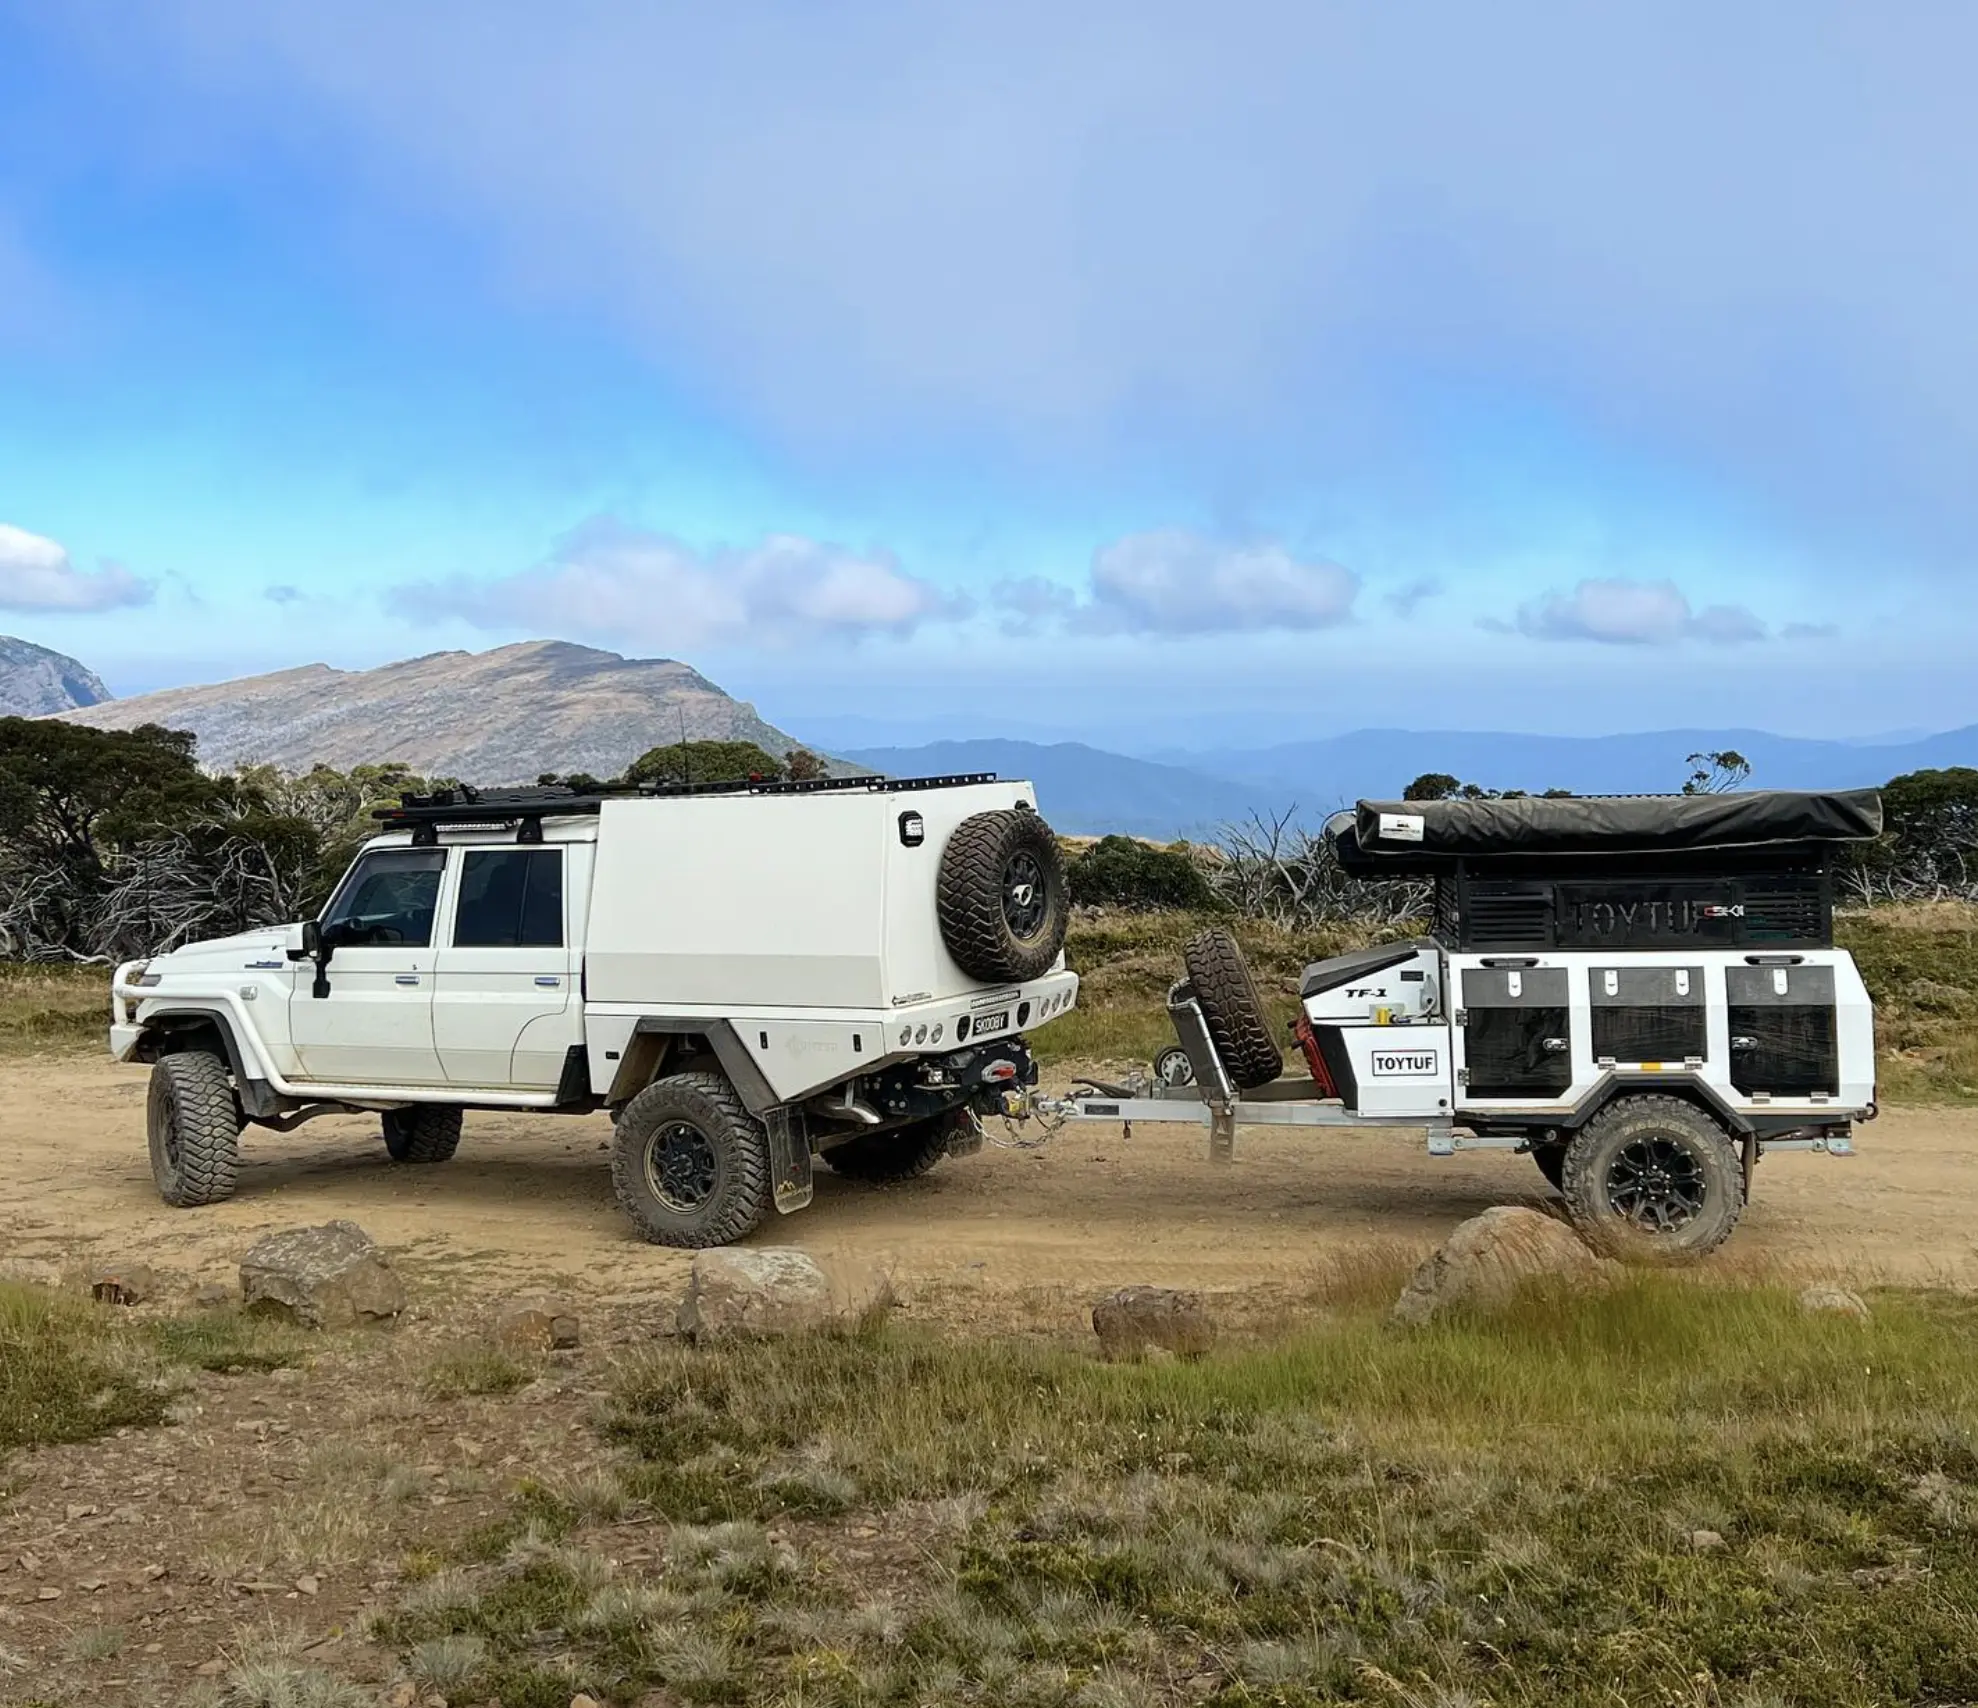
[1153,1046,1195,1088]
[1559,1094,1745,1263]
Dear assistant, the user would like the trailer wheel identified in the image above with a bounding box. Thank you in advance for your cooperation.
[148,1051,242,1207]
[382,1105,462,1164]
[611,1071,772,1248]
[1182,926,1284,1090]
[1560,1094,1744,1262]
[823,1107,969,1182]
[937,808,1070,983]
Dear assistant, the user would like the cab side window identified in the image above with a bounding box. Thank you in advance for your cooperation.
[452,849,565,948]
[320,849,447,947]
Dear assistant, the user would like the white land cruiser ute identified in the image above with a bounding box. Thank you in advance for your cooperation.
[111,773,1077,1247]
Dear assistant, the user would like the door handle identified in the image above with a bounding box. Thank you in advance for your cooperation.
[534,976,561,987]
[395,974,420,986]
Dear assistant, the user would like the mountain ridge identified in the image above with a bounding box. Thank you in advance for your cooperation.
[0,635,111,716]
[54,639,810,782]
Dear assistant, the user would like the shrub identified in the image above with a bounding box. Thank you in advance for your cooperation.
[1067,837,1219,912]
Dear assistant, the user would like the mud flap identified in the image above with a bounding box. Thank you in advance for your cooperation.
[765,1107,813,1214]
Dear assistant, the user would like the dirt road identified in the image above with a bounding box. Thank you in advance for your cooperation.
[3,1055,1973,1323]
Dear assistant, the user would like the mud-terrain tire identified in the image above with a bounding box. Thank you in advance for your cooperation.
[823,1107,971,1182]
[937,807,1070,984]
[148,1051,242,1207]
[1532,1143,1566,1193]
[611,1071,772,1248]
[382,1105,462,1164]
[1182,926,1284,1090]
[1560,1094,1744,1263]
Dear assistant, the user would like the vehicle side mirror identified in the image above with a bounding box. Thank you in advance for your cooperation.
[286,920,319,962]
[301,918,334,998]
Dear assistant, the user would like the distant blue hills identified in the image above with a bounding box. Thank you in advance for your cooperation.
[844,726,1978,840]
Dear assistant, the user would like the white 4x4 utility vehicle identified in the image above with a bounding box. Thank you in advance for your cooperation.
[1044,789,1882,1262]
[111,774,1077,1247]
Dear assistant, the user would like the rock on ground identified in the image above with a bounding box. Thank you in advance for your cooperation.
[495,1296,581,1351]
[677,1248,894,1341]
[1391,1206,1617,1326]
[1798,1284,1872,1320]
[239,1220,406,1329]
[89,1262,163,1306]
[1091,1285,1217,1360]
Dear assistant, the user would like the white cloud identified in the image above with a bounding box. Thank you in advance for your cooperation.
[1085,530,1358,634]
[1514,577,1766,646]
[393,519,958,647]
[0,523,154,613]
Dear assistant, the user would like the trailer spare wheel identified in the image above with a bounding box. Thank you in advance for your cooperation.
[1183,926,1285,1089]
[937,807,1070,983]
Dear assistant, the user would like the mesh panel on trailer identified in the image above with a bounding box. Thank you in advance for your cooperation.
[1590,1006,1706,1062]
[1729,1006,1839,1095]
[1463,1007,1573,1098]
[1726,963,1839,1095]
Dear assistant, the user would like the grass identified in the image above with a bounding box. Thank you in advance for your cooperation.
[0,960,107,1053]
[366,1277,1978,1706]
[419,1340,539,1400]
[0,1281,312,1458]
[0,1281,171,1454]
[150,1310,311,1374]
[1837,902,1978,1103]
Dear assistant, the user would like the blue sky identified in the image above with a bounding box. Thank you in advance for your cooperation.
[1,2,1975,751]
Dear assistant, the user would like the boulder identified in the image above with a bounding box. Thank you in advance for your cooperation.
[1798,1284,1871,1321]
[1091,1286,1217,1360]
[239,1221,405,1329]
[89,1262,164,1306]
[495,1297,581,1352]
[1391,1206,1617,1326]
[677,1248,894,1341]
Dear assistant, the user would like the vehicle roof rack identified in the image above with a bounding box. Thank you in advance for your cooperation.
[372,772,999,845]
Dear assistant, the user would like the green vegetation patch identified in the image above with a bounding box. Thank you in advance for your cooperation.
[0,960,107,1054]
[0,1281,169,1452]
[371,1280,1978,1706]
[147,1309,311,1374]
[1840,903,1978,1103]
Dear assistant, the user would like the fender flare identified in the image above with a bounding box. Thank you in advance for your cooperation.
[134,1003,283,1119]
[626,1017,810,1213]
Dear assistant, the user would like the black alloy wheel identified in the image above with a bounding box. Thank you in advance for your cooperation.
[646,1118,721,1211]
[1603,1134,1709,1234]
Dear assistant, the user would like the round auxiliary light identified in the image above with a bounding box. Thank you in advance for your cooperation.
[931,1023,944,1043]
[899,1027,912,1047]
[955,1016,971,1042]
[915,1025,928,1044]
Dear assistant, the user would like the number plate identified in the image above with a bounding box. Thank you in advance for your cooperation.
[972,1009,1011,1036]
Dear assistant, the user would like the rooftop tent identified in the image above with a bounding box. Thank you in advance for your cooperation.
[1334,789,1883,867]
[1327,789,1885,952]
